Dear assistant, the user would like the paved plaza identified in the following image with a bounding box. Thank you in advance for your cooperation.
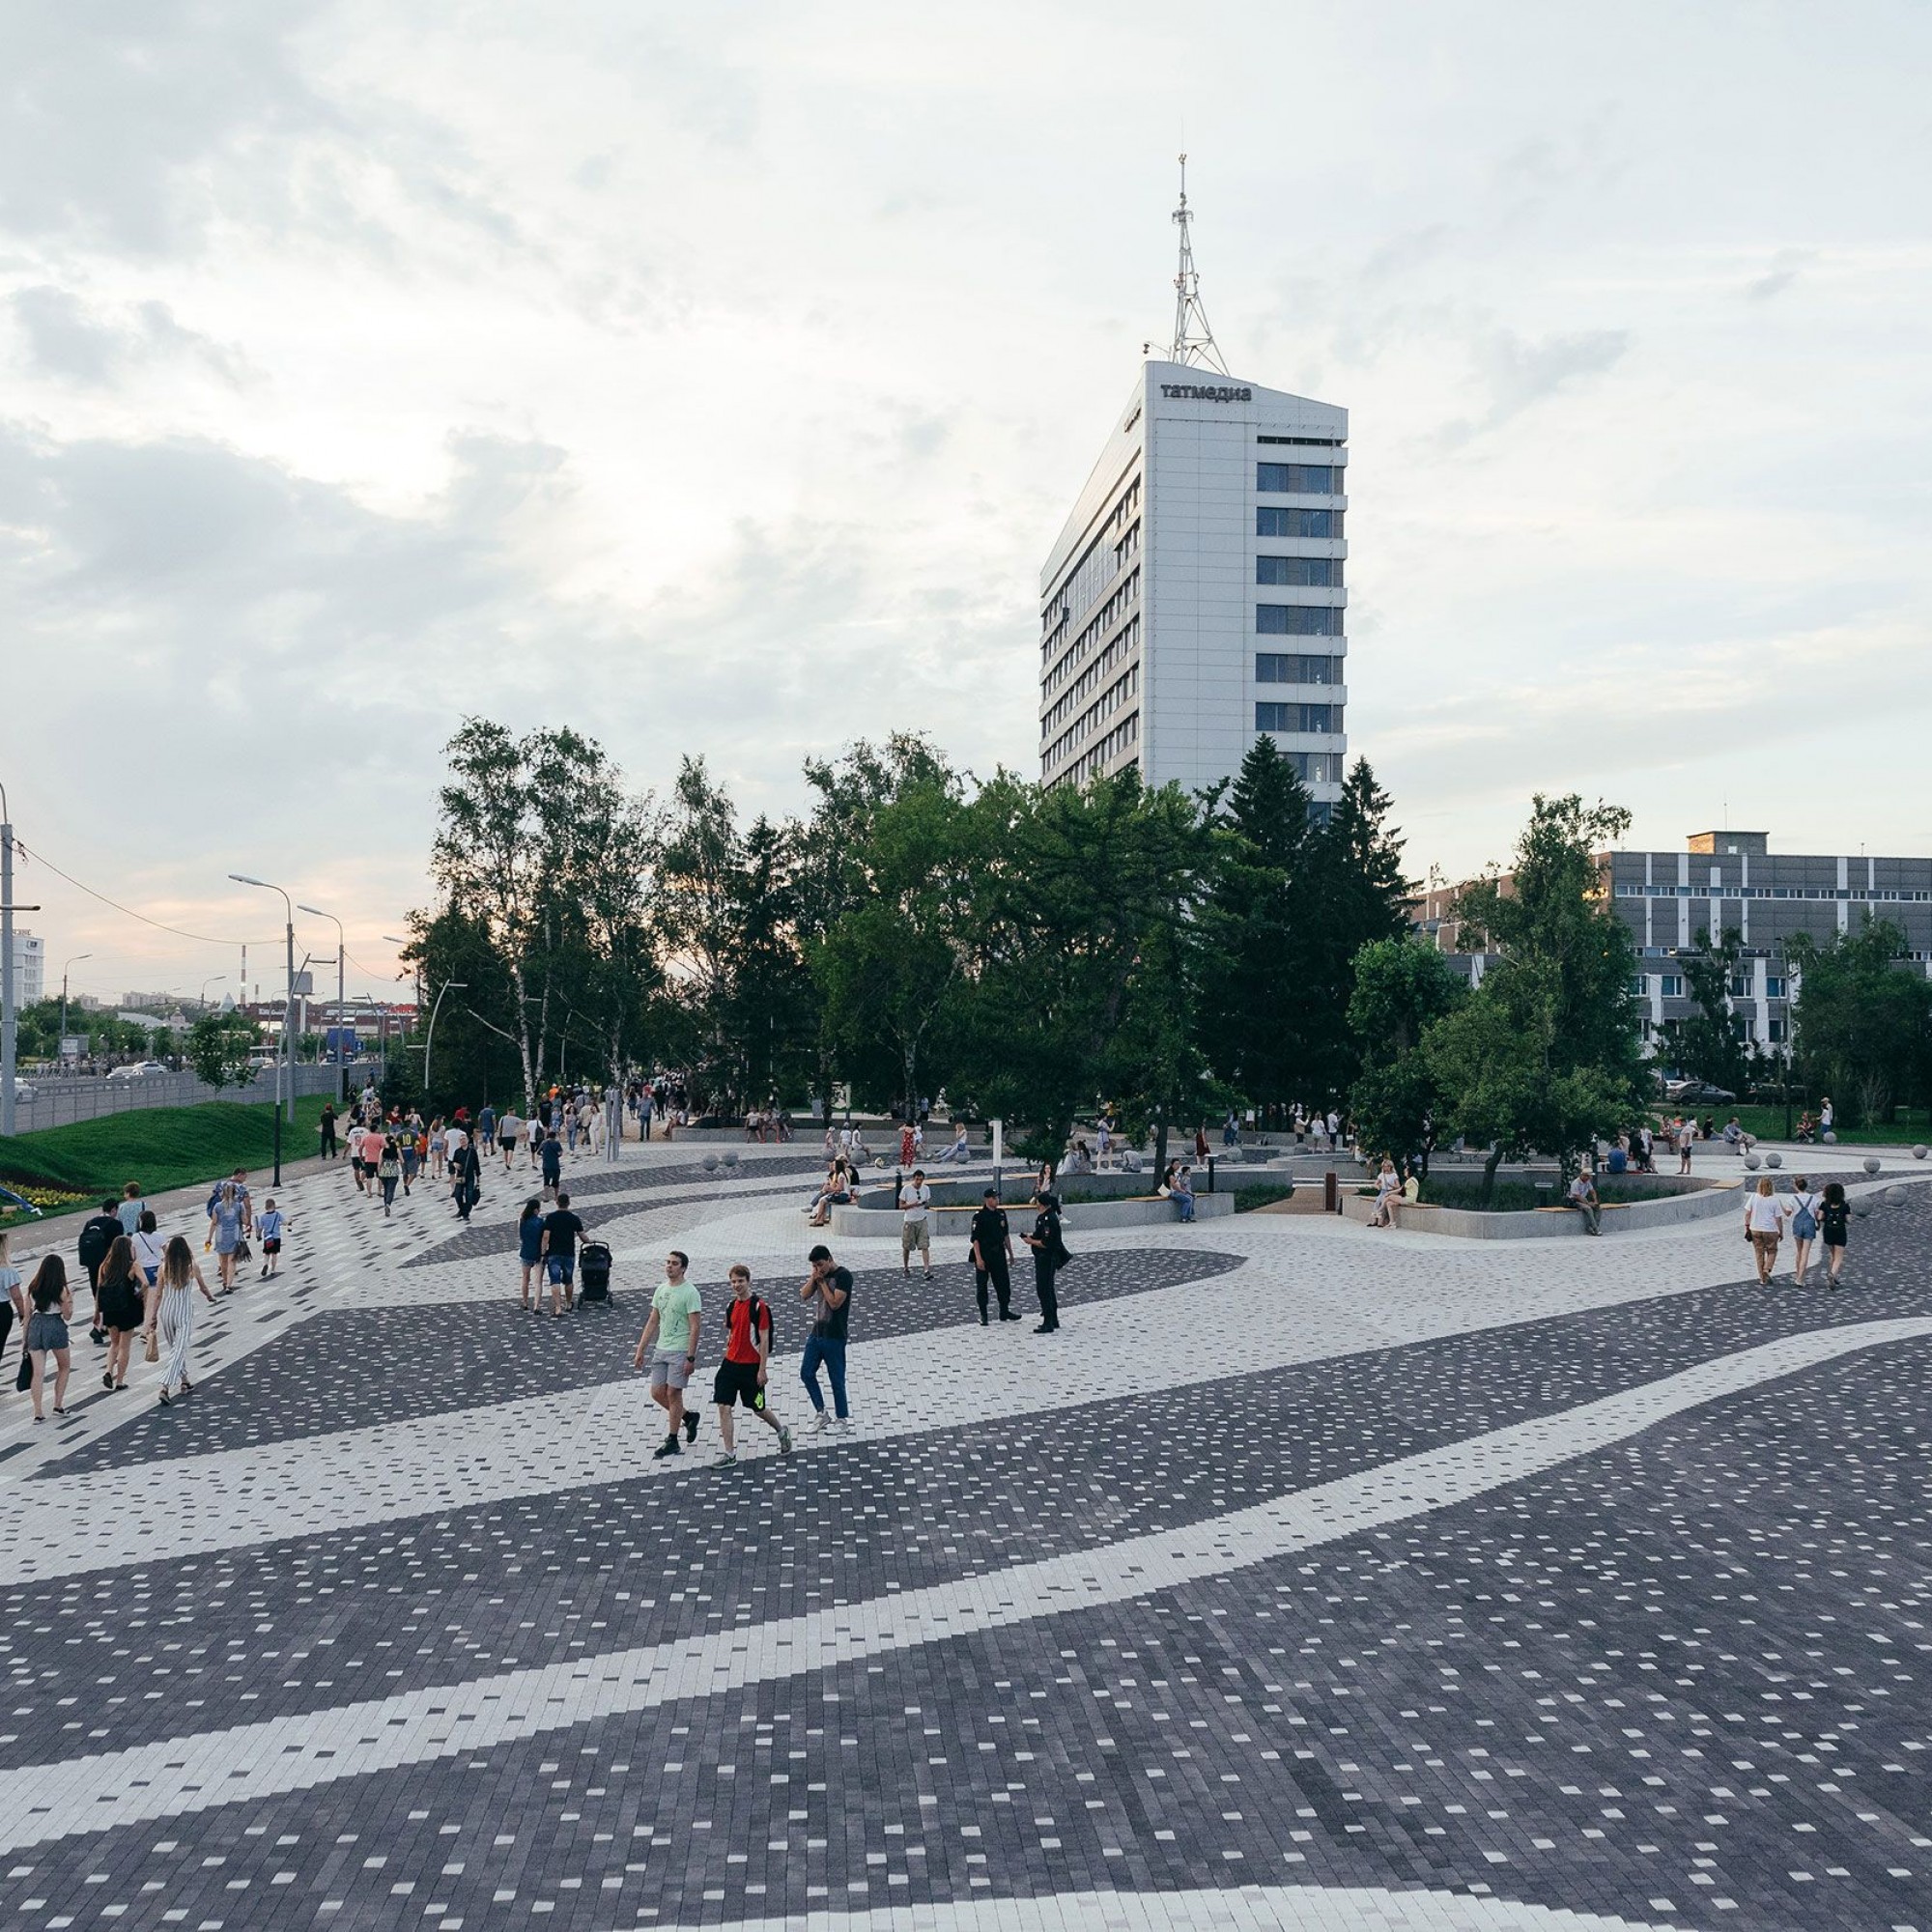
[0,1139,1928,1930]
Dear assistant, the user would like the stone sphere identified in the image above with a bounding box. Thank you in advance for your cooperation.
[1915,1145,1929,1160]
[1853,1199,1873,1218]
[1744,1151,1761,1170]
[1822,1129,1837,1143]
[723,1150,740,1167]
[1765,1151,1782,1169]
[1863,1156,1883,1176]
[701,1153,718,1173]
[1886,1185,1909,1207]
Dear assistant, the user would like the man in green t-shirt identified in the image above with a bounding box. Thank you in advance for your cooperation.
[633,1249,703,1459]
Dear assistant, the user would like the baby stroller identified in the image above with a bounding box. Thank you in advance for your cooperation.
[578,1241,612,1305]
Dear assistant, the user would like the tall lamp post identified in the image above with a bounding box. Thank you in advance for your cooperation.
[59,953,92,1062]
[420,980,467,1098]
[198,974,226,1011]
[229,873,296,1184]
[0,781,43,1141]
[298,904,347,1105]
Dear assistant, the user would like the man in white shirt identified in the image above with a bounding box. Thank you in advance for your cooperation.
[899,1168,933,1280]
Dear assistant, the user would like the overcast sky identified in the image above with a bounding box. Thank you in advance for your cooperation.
[4,0,1930,1004]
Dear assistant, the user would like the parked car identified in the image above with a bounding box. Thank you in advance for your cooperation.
[1663,1078,1737,1106]
[107,1061,168,1081]
[4,1080,35,1104]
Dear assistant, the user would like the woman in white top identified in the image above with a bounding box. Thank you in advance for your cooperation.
[1372,1157,1401,1228]
[1783,1174,1821,1287]
[1744,1177,1787,1286]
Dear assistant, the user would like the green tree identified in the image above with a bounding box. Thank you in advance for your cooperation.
[1790,917,1932,1126]
[1424,795,1644,1201]
[185,1009,259,1092]
[1658,926,1751,1094]
[1347,937,1467,1174]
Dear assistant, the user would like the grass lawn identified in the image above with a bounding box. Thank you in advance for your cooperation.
[0,1095,330,1227]
[1732,1103,1932,1147]
[1234,1181,1297,1212]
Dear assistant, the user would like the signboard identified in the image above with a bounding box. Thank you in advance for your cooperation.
[291,972,315,997]
[60,1036,84,1060]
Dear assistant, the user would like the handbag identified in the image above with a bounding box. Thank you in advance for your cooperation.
[14,1350,31,1393]
[144,1328,159,1364]
[234,1236,253,1264]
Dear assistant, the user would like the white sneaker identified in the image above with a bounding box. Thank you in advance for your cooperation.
[715,1445,738,1463]
[810,1411,829,1433]
[834,1415,854,1432]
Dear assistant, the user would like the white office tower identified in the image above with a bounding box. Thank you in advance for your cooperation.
[1038,166,1348,811]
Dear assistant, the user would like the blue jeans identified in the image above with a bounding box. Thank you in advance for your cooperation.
[1176,1194,1195,1222]
[801,1335,848,1417]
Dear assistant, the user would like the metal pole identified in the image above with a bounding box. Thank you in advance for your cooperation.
[283,911,295,1125]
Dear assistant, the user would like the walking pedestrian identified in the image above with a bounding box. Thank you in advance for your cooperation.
[1785,1174,1820,1285]
[319,1101,339,1161]
[1676,1116,1693,1176]
[24,1255,73,1421]
[798,1243,853,1430]
[348,1121,370,1193]
[517,1197,545,1310]
[116,1183,144,1238]
[478,1103,497,1155]
[1021,1192,1068,1333]
[1745,1176,1786,1286]
[377,1134,402,1216]
[452,1134,482,1220]
[206,1181,246,1293]
[539,1130,563,1198]
[96,1235,146,1392]
[131,1209,163,1289]
[969,1187,1015,1324]
[150,1235,215,1406]
[899,1168,933,1280]
[1819,1179,1850,1288]
[76,1198,122,1347]
[498,1108,522,1173]
[538,1190,585,1316]
[633,1249,702,1458]
[0,1231,21,1368]
[711,1264,792,1462]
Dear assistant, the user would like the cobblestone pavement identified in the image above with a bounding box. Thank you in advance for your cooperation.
[0,1140,1928,1930]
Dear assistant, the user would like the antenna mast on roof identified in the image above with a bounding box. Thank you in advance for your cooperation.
[1168,153,1228,373]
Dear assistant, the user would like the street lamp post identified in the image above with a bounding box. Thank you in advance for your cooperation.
[298,905,347,1105]
[58,953,92,1060]
[229,873,296,1184]
[198,974,226,1011]
[421,980,467,1099]
[0,781,44,1141]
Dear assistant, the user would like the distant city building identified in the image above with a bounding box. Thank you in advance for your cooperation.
[6,930,44,1009]
[1412,827,1932,1058]
[1037,168,1349,811]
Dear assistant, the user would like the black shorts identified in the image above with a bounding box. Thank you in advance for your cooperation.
[263,1238,282,1255]
[713,1360,766,1410]
[351,1157,366,1176]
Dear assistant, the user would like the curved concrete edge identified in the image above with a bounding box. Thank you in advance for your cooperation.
[1342,1179,1745,1240]
[830,1193,1237,1236]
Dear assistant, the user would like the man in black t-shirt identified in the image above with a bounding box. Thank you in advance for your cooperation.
[538,1190,586,1316]
[798,1242,853,1431]
[968,1188,1015,1325]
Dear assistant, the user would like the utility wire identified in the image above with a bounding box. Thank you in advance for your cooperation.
[7,836,275,948]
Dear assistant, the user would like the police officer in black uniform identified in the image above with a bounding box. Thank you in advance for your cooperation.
[968,1187,1017,1325]
[1022,1191,1068,1334]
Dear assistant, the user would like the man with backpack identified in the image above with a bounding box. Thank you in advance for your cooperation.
[711,1264,793,1463]
[76,1198,123,1347]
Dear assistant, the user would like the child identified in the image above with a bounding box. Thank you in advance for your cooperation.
[258,1197,286,1278]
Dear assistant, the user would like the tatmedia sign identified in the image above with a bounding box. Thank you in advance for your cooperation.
[1159,383,1252,402]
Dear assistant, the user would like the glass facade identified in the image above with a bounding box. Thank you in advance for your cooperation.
[1256,702,1339,734]
[1256,462,1338,494]
[1256,555,1337,586]
[1257,605,1343,636]
[1255,653,1340,685]
[1257,507,1338,538]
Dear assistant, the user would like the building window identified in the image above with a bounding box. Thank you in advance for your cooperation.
[1256,462,1338,494]
[1769,1017,1787,1042]
[1255,653,1340,685]
[1256,555,1337,586]
[1660,975,1684,998]
[1630,975,1646,997]
[1257,507,1337,539]
[1766,977,1785,998]
[1257,604,1343,637]
[1257,435,1342,446]
[1256,702,1338,734]
[1728,976,1749,998]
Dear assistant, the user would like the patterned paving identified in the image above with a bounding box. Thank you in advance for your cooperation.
[0,1138,1925,1929]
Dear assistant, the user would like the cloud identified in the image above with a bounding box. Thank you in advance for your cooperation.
[1438,326,1631,444]
[9,284,246,384]
[1744,247,1813,301]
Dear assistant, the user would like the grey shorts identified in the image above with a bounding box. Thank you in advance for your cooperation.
[648,1349,693,1390]
[900,1218,931,1256]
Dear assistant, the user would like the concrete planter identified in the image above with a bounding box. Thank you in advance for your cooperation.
[1340,1180,1740,1239]
[830,1192,1236,1237]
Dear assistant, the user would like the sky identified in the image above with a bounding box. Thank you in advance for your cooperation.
[4,0,1930,1005]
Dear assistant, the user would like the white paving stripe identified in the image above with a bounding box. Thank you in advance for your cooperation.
[0,1219,1812,1582]
[4,1316,1923,1853]
[702,1881,1675,1932]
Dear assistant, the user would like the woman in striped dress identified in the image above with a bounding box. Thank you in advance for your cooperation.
[148,1235,215,1406]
